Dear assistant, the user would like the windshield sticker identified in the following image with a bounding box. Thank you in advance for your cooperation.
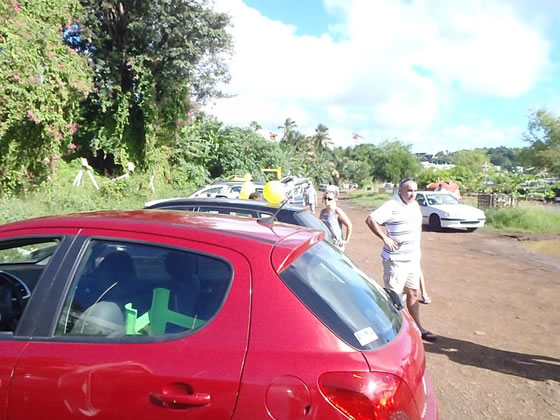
[354,327,378,346]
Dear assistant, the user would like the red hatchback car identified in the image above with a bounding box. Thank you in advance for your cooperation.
[0,210,438,419]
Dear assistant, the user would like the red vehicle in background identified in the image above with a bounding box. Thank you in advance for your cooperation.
[0,210,438,419]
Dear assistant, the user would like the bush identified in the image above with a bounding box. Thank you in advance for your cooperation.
[485,206,560,233]
[0,159,203,225]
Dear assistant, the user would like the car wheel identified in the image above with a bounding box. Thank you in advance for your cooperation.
[466,228,477,232]
[429,214,441,231]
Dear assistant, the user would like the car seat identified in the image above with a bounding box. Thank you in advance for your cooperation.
[70,251,137,336]
[71,301,125,336]
[164,252,201,316]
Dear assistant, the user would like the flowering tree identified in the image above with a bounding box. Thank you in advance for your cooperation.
[0,0,92,193]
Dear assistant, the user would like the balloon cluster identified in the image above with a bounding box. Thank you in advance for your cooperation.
[239,173,285,203]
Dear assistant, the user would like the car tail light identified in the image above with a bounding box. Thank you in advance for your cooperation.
[319,371,420,420]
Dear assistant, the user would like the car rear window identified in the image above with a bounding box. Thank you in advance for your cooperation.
[293,210,332,240]
[279,241,402,351]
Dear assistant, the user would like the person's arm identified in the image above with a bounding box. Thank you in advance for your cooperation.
[365,214,400,251]
[336,208,352,243]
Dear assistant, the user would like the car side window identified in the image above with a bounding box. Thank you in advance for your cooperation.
[0,238,60,333]
[55,240,232,338]
[416,195,426,206]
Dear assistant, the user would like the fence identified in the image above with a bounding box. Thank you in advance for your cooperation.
[476,193,517,208]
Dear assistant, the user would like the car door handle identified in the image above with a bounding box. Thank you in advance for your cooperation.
[150,391,211,408]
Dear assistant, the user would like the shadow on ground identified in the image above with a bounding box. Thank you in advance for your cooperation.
[424,335,560,382]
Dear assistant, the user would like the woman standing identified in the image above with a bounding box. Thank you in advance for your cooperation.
[319,191,352,251]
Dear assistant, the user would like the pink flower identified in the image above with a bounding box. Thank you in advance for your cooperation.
[66,122,78,135]
[27,110,40,123]
[47,128,62,140]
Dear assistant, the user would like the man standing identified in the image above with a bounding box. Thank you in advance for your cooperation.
[304,181,317,213]
[365,178,436,342]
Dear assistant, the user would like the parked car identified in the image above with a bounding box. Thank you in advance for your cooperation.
[0,211,438,419]
[188,182,265,199]
[144,197,334,243]
[416,191,486,231]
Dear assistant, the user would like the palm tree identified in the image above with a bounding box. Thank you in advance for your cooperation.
[278,118,297,144]
[249,121,262,131]
[312,124,332,151]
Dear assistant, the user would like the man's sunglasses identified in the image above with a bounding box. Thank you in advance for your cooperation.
[325,197,334,201]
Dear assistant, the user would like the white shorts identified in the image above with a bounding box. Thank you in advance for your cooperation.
[382,259,421,294]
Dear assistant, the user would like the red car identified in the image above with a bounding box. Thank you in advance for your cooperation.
[0,210,438,419]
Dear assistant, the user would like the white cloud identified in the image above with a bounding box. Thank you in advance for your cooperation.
[413,121,525,153]
[209,0,552,150]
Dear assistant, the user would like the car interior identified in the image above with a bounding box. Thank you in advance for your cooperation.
[0,237,233,338]
[56,240,233,338]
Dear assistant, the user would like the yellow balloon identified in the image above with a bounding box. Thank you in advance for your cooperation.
[239,181,255,199]
[263,181,285,204]
[243,173,252,182]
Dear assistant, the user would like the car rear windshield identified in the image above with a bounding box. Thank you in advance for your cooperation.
[279,241,402,351]
[293,210,332,240]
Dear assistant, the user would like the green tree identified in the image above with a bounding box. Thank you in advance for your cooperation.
[453,150,490,173]
[312,123,332,151]
[75,0,232,173]
[523,109,560,175]
[344,159,371,184]
[249,121,262,131]
[370,141,421,184]
[0,0,92,193]
[278,118,297,145]
[486,146,520,170]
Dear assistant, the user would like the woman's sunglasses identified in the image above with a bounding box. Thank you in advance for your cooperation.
[325,197,334,201]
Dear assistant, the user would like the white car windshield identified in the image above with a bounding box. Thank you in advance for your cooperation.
[426,194,459,205]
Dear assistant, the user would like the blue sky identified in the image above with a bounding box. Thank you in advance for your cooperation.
[209,0,560,153]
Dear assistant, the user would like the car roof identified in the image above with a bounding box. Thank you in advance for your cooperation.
[144,197,305,213]
[210,180,266,185]
[0,210,320,248]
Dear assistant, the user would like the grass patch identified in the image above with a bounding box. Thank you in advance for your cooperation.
[484,206,560,234]
[346,189,393,209]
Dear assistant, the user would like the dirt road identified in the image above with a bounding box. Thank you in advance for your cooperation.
[341,200,560,419]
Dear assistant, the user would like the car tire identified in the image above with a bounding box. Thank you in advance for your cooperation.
[429,214,441,231]
[466,228,477,232]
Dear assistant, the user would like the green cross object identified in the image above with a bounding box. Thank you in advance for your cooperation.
[125,287,205,335]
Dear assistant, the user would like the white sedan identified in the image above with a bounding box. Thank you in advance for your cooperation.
[416,191,486,232]
[189,183,242,199]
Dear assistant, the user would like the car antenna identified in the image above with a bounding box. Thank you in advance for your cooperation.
[257,190,294,228]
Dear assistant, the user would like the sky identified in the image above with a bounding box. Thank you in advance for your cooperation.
[207,0,560,153]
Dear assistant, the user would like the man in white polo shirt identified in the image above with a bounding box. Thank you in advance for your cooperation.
[365,178,436,342]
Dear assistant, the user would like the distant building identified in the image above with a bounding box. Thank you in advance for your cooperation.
[256,129,280,142]
[415,152,433,161]
[421,161,456,170]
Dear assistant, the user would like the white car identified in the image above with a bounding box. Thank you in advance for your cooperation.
[416,191,486,232]
[188,182,265,199]
[188,183,242,199]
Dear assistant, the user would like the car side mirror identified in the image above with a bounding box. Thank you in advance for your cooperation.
[384,288,404,311]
